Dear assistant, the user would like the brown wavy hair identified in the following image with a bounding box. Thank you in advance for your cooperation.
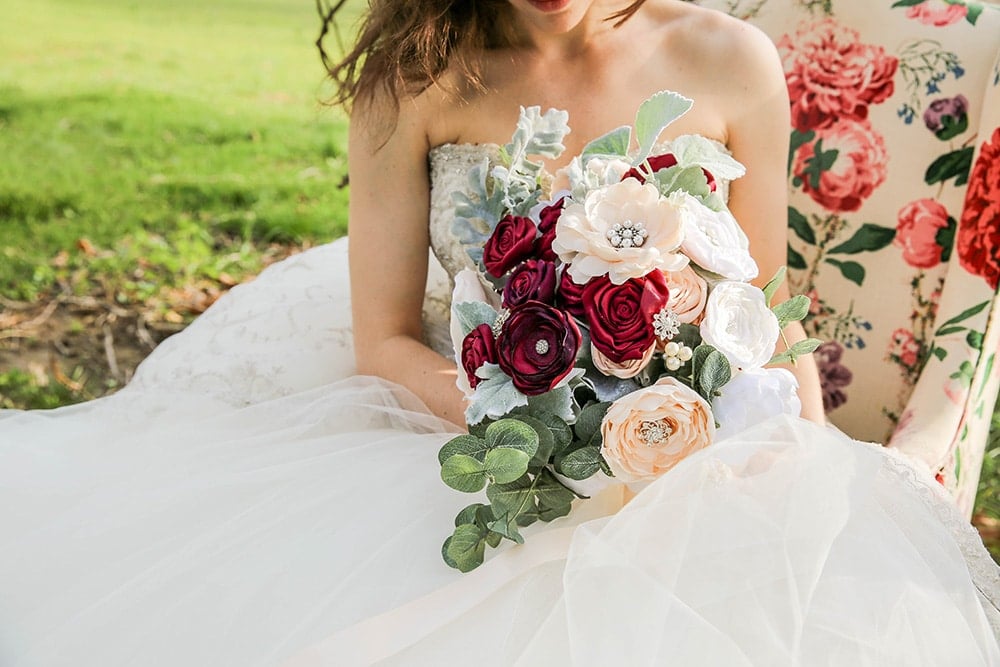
[317,0,648,118]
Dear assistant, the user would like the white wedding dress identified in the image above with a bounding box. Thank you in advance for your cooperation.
[0,142,998,667]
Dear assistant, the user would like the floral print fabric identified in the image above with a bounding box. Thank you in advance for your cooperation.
[690,0,1000,515]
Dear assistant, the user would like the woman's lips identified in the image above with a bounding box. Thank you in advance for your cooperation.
[527,0,571,12]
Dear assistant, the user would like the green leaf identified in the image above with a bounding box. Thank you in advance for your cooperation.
[825,258,866,286]
[438,434,489,465]
[633,91,693,164]
[788,129,816,175]
[769,338,823,366]
[653,165,711,199]
[485,531,503,548]
[925,147,974,187]
[516,511,540,528]
[487,515,525,544]
[668,135,747,181]
[931,346,948,362]
[691,343,717,380]
[485,418,540,458]
[891,0,924,6]
[525,382,577,423]
[465,364,529,425]
[827,224,896,255]
[454,503,486,527]
[800,139,838,190]
[486,475,535,517]
[574,401,612,446]
[539,503,573,522]
[788,207,815,245]
[556,446,604,480]
[936,217,956,263]
[935,113,969,141]
[967,330,984,351]
[698,349,732,398]
[762,266,787,307]
[510,416,554,470]
[788,243,807,270]
[440,454,487,493]
[936,325,967,337]
[536,469,578,508]
[772,295,811,328]
[582,125,631,157]
[452,301,498,337]
[936,300,990,331]
[966,3,982,25]
[445,524,486,572]
[483,447,531,484]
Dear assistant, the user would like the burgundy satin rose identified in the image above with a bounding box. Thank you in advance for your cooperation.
[503,259,557,308]
[582,270,669,364]
[621,153,717,192]
[536,198,565,261]
[496,301,582,396]
[557,270,588,320]
[483,214,537,277]
[957,127,1000,289]
[461,324,498,389]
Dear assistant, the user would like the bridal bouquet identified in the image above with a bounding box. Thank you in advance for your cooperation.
[439,91,820,572]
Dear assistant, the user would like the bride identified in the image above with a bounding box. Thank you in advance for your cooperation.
[0,0,997,665]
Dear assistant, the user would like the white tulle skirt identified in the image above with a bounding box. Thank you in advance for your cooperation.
[0,240,997,666]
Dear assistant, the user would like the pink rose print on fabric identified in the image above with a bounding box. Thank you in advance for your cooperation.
[815,341,853,412]
[906,0,968,27]
[894,198,952,269]
[792,120,889,213]
[957,127,1000,289]
[888,328,922,369]
[778,19,898,132]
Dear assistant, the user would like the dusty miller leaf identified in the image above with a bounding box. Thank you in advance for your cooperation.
[633,91,693,165]
[465,364,529,425]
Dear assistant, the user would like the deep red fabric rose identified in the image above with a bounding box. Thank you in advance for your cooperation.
[894,198,951,269]
[461,324,498,389]
[957,127,1000,289]
[483,215,537,278]
[496,301,581,396]
[582,270,669,364]
[778,19,898,132]
[557,269,588,320]
[536,198,564,261]
[503,259,557,308]
[620,153,717,192]
[792,119,887,212]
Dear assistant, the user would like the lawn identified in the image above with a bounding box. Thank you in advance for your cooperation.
[0,0,997,558]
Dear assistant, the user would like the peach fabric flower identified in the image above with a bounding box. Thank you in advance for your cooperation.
[552,179,688,285]
[663,266,708,324]
[906,0,967,27]
[600,377,715,483]
[894,199,951,269]
[591,341,656,379]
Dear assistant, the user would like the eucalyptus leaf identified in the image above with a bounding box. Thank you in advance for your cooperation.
[485,419,540,458]
[453,301,498,338]
[556,446,604,480]
[772,295,811,328]
[574,401,611,445]
[536,469,577,509]
[486,475,535,517]
[512,415,556,469]
[484,447,531,485]
[441,537,459,570]
[487,515,525,545]
[516,511,540,528]
[440,454,487,493]
[769,338,824,366]
[445,524,487,572]
[698,350,732,399]
[633,91,693,164]
[438,434,489,465]
[454,503,486,527]
[581,125,632,157]
[485,531,503,548]
[762,266,787,307]
[539,502,573,522]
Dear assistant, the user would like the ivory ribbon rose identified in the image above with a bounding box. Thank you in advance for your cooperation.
[676,192,758,281]
[699,281,780,372]
[600,377,715,484]
[551,179,688,285]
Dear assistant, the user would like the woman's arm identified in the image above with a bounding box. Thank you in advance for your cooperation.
[717,22,826,423]
[348,96,467,425]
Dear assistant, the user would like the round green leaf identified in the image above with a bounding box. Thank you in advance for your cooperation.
[438,434,489,465]
[574,401,611,445]
[485,419,540,458]
[556,446,604,480]
[486,475,534,517]
[484,447,531,485]
[515,415,557,468]
[441,454,487,493]
[454,503,485,527]
[446,524,486,573]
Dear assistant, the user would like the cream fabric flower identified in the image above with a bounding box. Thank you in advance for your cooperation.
[700,281,780,371]
[600,377,715,483]
[591,341,656,379]
[552,179,688,285]
[663,266,709,325]
[676,193,758,281]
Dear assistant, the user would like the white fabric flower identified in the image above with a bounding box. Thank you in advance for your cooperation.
[676,192,758,281]
[712,368,801,441]
[449,268,491,397]
[552,179,688,285]
[700,281,780,371]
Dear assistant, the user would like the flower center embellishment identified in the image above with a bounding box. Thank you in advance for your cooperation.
[638,419,672,447]
[606,220,649,249]
[492,308,511,338]
[534,339,550,355]
[653,307,681,340]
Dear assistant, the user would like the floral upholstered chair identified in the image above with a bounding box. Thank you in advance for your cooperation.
[689,0,1000,516]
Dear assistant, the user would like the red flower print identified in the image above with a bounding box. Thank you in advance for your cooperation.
[792,120,888,213]
[957,128,1000,289]
[894,199,951,269]
[888,328,921,369]
[905,0,967,27]
[778,19,898,132]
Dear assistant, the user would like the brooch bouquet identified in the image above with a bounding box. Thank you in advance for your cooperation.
[440,91,820,572]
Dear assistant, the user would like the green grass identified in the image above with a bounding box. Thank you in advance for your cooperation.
[0,0,357,299]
